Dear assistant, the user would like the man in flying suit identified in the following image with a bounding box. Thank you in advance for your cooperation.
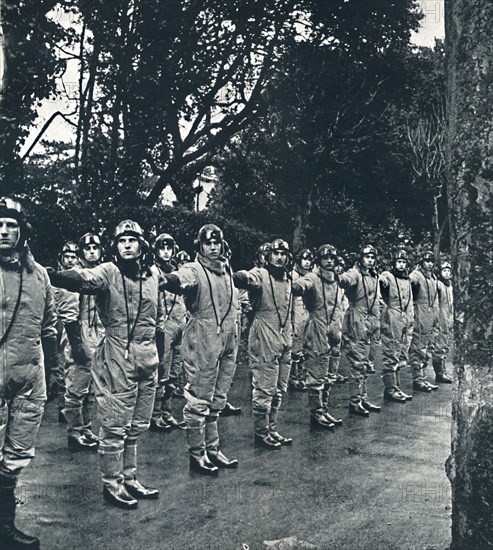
[379,250,414,402]
[292,244,345,429]
[159,224,239,475]
[234,239,293,448]
[289,249,313,391]
[150,233,186,432]
[49,220,163,509]
[339,245,381,417]
[59,234,104,451]
[431,261,454,384]
[408,250,440,393]
[0,197,58,549]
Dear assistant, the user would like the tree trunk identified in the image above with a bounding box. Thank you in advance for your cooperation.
[0,0,21,190]
[446,1,493,548]
[0,0,4,94]
[432,190,441,258]
[292,186,314,252]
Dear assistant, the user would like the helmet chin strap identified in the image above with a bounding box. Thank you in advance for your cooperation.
[0,248,20,263]
[0,231,21,256]
[116,248,141,264]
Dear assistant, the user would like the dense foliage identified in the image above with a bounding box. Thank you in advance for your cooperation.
[0,0,448,266]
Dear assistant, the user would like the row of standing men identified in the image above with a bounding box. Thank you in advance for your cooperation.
[50,222,454,498]
[0,197,453,548]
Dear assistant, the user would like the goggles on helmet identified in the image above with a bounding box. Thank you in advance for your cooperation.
[79,233,101,247]
[157,238,175,249]
[257,243,271,256]
[114,220,144,240]
[200,229,222,243]
[318,244,337,258]
[0,197,23,213]
[270,239,290,253]
[393,249,408,262]
[62,242,78,254]
[176,250,190,262]
[362,246,376,257]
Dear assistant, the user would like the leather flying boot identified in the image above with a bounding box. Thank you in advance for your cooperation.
[269,407,293,445]
[220,402,242,417]
[335,373,348,384]
[420,360,438,390]
[383,372,406,403]
[310,411,335,429]
[188,422,219,474]
[0,475,40,549]
[269,431,293,445]
[100,444,138,508]
[361,399,381,413]
[424,380,439,391]
[309,389,334,429]
[384,388,407,403]
[83,428,99,444]
[103,484,138,509]
[436,373,453,384]
[395,370,413,400]
[68,433,98,452]
[254,411,281,449]
[348,400,370,417]
[189,452,219,476]
[289,356,306,391]
[323,411,343,426]
[162,411,183,428]
[205,415,237,467]
[297,355,308,390]
[413,380,432,392]
[58,409,67,424]
[208,450,239,469]
[432,357,453,383]
[397,388,413,401]
[124,477,159,499]
[201,452,217,469]
[150,417,173,433]
[122,440,156,498]
[289,356,301,391]
[433,357,452,383]
[254,432,282,448]
[321,384,342,426]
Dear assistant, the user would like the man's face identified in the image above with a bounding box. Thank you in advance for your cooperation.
[361,253,376,269]
[300,258,312,270]
[422,259,434,272]
[202,238,221,259]
[270,250,288,268]
[157,243,174,262]
[117,236,140,260]
[0,217,20,252]
[395,259,407,272]
[320,255,336,271]
[82,243,101,264]
[61,252,78,269]
[441,267,452,280]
